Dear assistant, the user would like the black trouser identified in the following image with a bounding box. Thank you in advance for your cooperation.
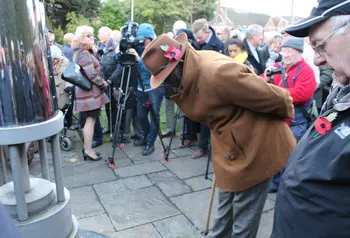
[185,118,210,150]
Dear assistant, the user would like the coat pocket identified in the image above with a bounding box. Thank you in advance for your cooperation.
[229,128,245,160]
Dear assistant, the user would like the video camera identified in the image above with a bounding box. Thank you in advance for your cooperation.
[266,67,282,77]
[119,21,145,53]
[118,21,145,65]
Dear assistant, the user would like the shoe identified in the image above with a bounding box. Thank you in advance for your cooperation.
[142,143,154,156]
[91,141,103,148]
[82,149,102,161]
[134,138,147,146]
[269,183,278,193]
[102,128,110,134]
[162,131,172,138]
[180,139,197,148]
[131,134,142,140]
[191,148,207,159]
[121,138,131,144]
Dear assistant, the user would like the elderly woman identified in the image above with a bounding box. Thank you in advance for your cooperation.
[73,25,109,161]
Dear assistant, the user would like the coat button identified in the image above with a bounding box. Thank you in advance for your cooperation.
[195,87,199,93]
[208,114,213,118]
[227,153,231,159]
[216,130,221,135]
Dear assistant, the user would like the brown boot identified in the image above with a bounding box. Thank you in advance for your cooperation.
[180,139,197,148]
[191,148,207,159]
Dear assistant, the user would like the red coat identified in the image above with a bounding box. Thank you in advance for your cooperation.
[272,59,316,105]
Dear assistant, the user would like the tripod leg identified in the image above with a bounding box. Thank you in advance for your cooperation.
[205,144,212,180]
[164,107,180,161]
[109,86,113,139]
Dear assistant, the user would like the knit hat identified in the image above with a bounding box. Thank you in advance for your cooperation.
[137,23,155,40]
[281,37,304,52]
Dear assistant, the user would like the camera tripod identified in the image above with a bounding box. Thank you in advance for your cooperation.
[107,52,168,168]
[162,106,186,161]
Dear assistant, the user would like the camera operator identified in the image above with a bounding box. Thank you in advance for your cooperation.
[264,37,317,192]
[131,23,165,156]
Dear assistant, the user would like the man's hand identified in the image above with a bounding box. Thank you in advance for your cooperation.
[286,95,295,119]
[127,48,140,62]
[112,87,119,99]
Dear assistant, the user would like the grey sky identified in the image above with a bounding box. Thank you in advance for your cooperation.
[221,0,317,18]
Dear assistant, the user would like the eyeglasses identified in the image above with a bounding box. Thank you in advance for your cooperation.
[311,24,347,56]
[86,34,94,38]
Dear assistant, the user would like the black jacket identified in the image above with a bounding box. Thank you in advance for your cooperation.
[243,38,268,75]
[198,26,224,53]
[271,108,350,238]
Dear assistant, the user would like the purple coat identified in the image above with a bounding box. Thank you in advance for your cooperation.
[73,49,109,112]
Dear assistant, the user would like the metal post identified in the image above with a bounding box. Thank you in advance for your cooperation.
[19,143,31,192]
[0,146,7,185]
[131,0,134,21]
[39,139,49,180]
[50,134,65,202]
[9,145,28,221]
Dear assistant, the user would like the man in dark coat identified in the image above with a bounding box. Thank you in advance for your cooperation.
[243,24,269,75]
[271,0,350,237]
[183,18,225,159]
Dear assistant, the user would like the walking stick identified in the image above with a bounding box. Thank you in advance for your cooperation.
[205,175,216,235]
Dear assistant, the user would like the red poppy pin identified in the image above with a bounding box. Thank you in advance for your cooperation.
[160,45,181,61]
[314,112,338,136]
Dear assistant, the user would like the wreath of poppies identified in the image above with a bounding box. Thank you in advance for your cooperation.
[160,45,182,61]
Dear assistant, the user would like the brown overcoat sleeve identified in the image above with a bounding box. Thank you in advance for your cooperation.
[213,61,294,119]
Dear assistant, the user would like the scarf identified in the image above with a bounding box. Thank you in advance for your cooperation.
[321,82,350,114]
[233,51,248,64]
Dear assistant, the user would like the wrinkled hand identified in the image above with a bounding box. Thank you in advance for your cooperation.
[286,95,295,119]
[112,87,119,99]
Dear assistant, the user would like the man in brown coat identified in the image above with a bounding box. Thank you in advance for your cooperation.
[141,33,296,237]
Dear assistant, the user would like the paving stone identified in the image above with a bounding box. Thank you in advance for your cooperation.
[147,171,192,197]
[114,161,166,178]
[78,214,115,237]
[257,209,275,238]
[63,163,117,189]
[94,175,153,198]
[153,215,202,238]
[263,197,275,212]
[111,224,162,238]
[171,147,194,157]
[100,186,180,230]
[268,193,277,201]
[122,145,176,164]
[171,189,219,231]
[70,186,105,219]
[94,142,126,160]
[184,176,213,191]
[163,156,213,179]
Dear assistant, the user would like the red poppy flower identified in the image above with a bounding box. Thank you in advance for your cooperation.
[314,117,332,135]
[164,46,182,61]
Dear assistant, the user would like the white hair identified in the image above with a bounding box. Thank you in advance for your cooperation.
[245,24,264,39]
[331,15,350,36]
[50,45,63,59]
[75,25,94,41]
[99,26,113,37]
[173,20,187,34]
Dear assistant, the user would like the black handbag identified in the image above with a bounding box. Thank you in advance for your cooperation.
[61,49,92,91]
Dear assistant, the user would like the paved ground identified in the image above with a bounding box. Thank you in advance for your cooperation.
[28,135,276,238]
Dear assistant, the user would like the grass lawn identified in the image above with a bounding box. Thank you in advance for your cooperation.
[99,102,181,143]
